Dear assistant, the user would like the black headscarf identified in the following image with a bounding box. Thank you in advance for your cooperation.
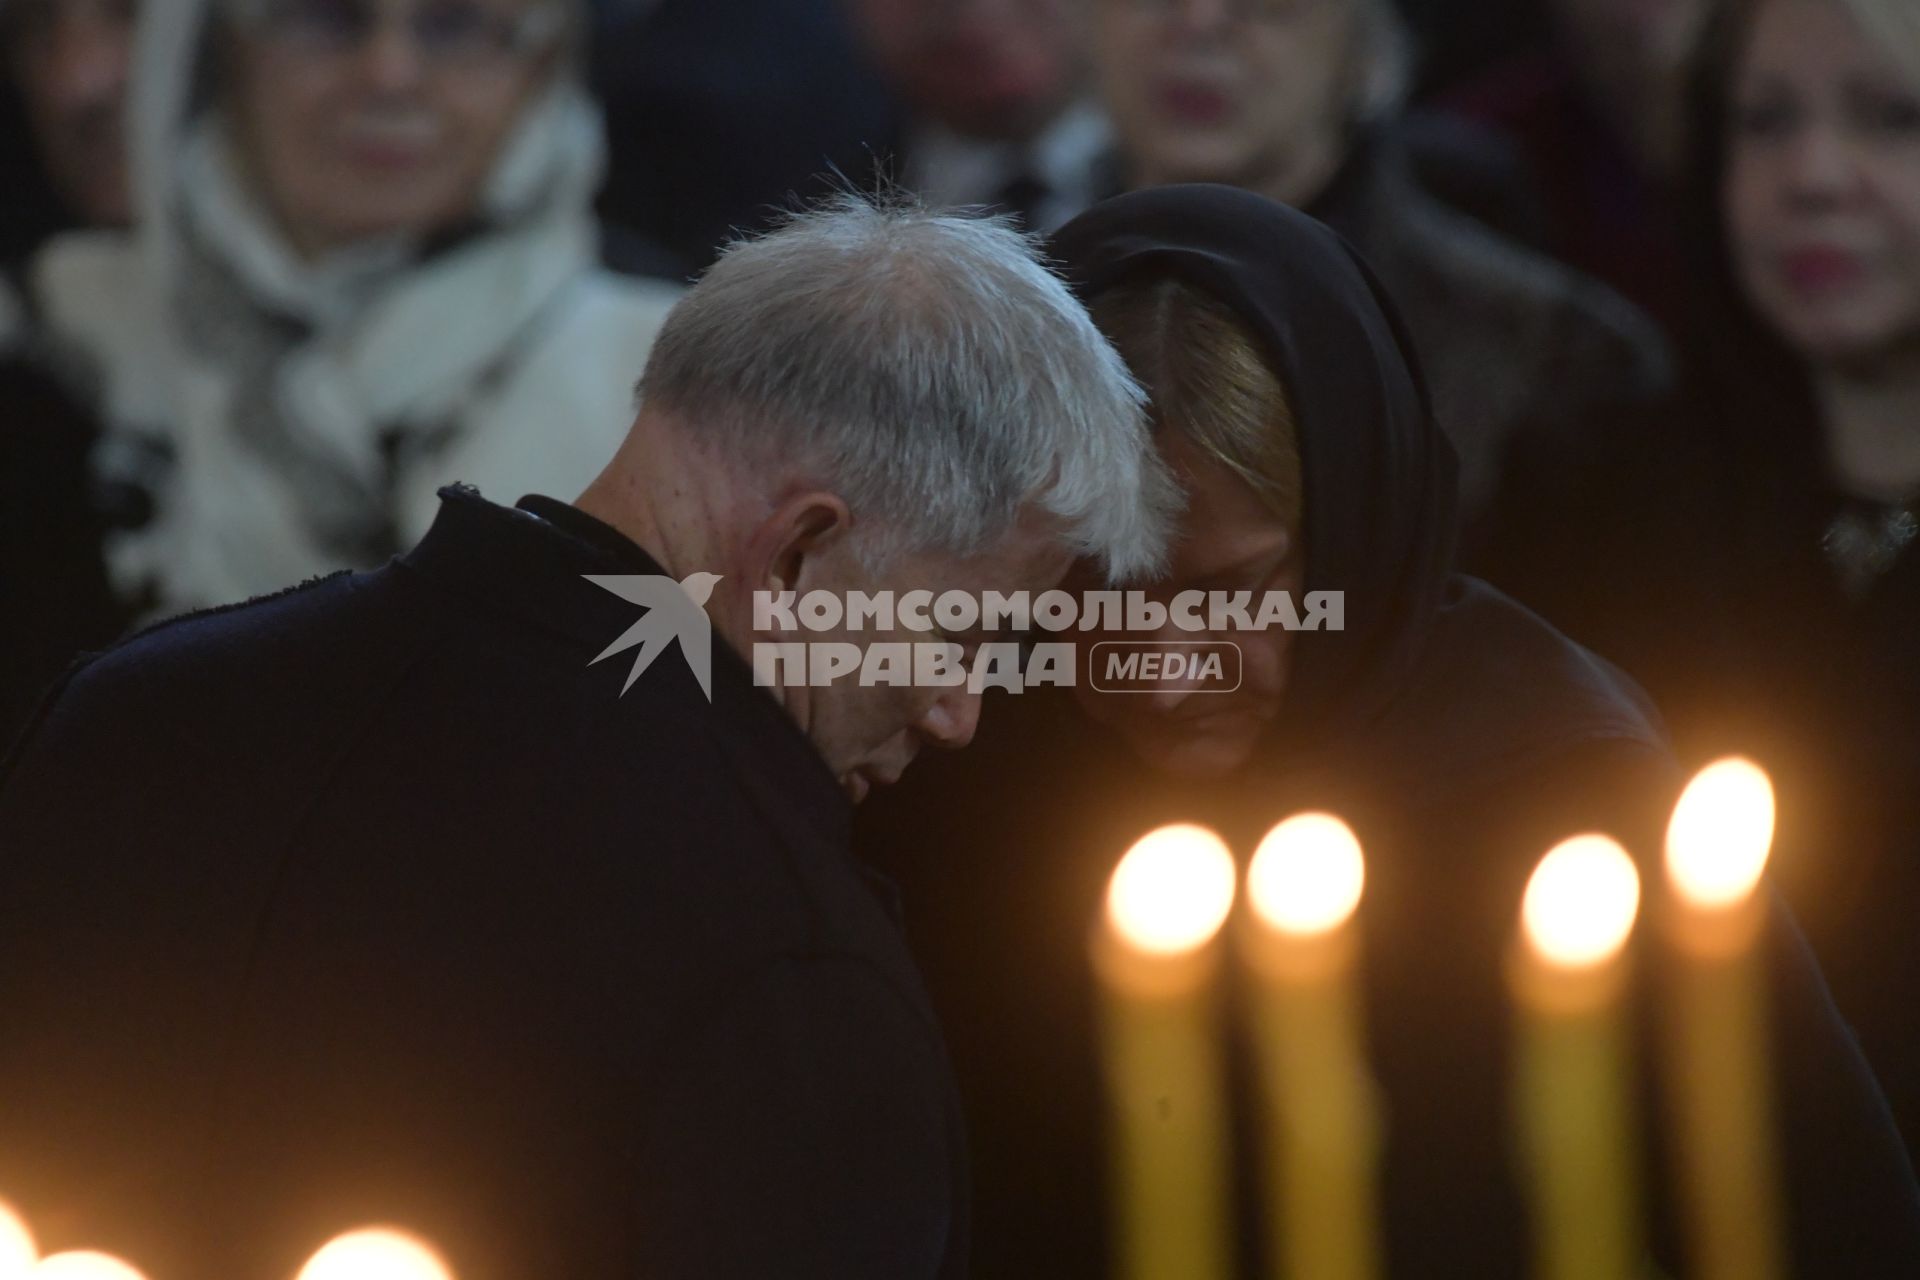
[1048,184,1663,796]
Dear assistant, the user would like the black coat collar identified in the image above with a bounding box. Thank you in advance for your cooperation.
[399,485,854,852]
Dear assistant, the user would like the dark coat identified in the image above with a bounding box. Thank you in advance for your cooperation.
[0,486,969,1279]
[590,0,898,273]
[1307,135,1673,540]
[1480,362,1920,1166]
[0,355,125,747]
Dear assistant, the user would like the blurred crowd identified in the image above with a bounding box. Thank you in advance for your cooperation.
[2,0,1918,1217]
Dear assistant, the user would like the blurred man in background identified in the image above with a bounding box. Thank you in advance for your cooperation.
[850,0,1109,229]
[1436,0,1709,330]
[589,0,894,273]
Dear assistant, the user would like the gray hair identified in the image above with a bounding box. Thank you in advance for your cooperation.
[636,195,1178,581]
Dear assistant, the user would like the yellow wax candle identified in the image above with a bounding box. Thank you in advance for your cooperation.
[1240,812,1381,1280]
[1512,834,1645,1280]
[1094,823,1238,1280]
[1662,757,1785,1280]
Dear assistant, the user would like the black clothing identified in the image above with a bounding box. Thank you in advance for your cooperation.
[591,0,898,272]
[0,76,73,274]
[857,186,1920,1276]
[1483,361,1920,1162]
[0,486,968,1278]
[1303,133,1670,541]
[597,219,693,283]
[0,356,125,746]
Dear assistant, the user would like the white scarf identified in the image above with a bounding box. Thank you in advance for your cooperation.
[80,79,611,607]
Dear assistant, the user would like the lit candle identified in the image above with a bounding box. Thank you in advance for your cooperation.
[1094,823,1238,1280]
[297,1227,455,1280]
[1240,812,1380,1280]
[0,1200,34,1280]
[30,1253,146,1280]
[1512,834,1645,1280]
[1662,757,1785,1280]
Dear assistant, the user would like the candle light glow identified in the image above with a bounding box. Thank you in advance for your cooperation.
[0,1200,34,1279]
[1248,813,1365,938]
[31,1254,145,1280]
[1522,835,1641,971]
[1106,823,1237,957]
[1666,757,1774,911]
[296,1227,454,1280]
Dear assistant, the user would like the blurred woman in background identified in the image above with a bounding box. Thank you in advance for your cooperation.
[1485,0,1920,1152]
[1089,0,1670,541]
[10,0,681,617]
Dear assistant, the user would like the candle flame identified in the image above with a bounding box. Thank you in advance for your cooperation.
[1522,835,1641,970]
[1665,757,1775,910]
[1248,812,1365,937]
[297,1228,453,1280]
[1106,823,1237,956]
[0,1200,34,1279]
[31,1254,145,1280]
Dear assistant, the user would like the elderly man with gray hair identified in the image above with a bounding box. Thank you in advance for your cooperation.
[0,198,1173,1278]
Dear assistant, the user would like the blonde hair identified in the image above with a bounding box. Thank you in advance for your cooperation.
[1088,274,1305,535]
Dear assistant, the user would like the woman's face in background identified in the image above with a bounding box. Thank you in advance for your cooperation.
[226,0,560,257]
[1094,0,1364,204]
[1725,0,1920,368]
[1072,434,1304,779]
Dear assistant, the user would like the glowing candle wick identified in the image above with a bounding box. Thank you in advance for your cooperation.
[1106,823,1237,956]
[296,1227,455,1280]
[1666,757,1775,911]
[1249,812,1366,938]
[1522,835,1642,971]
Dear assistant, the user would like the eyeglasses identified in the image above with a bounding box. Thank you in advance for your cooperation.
[226,0,566,67]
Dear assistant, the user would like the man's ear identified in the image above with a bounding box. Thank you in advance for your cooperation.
[743,490,855,598]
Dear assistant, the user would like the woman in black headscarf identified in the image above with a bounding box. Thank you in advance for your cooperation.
[857,183,1920,1276]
